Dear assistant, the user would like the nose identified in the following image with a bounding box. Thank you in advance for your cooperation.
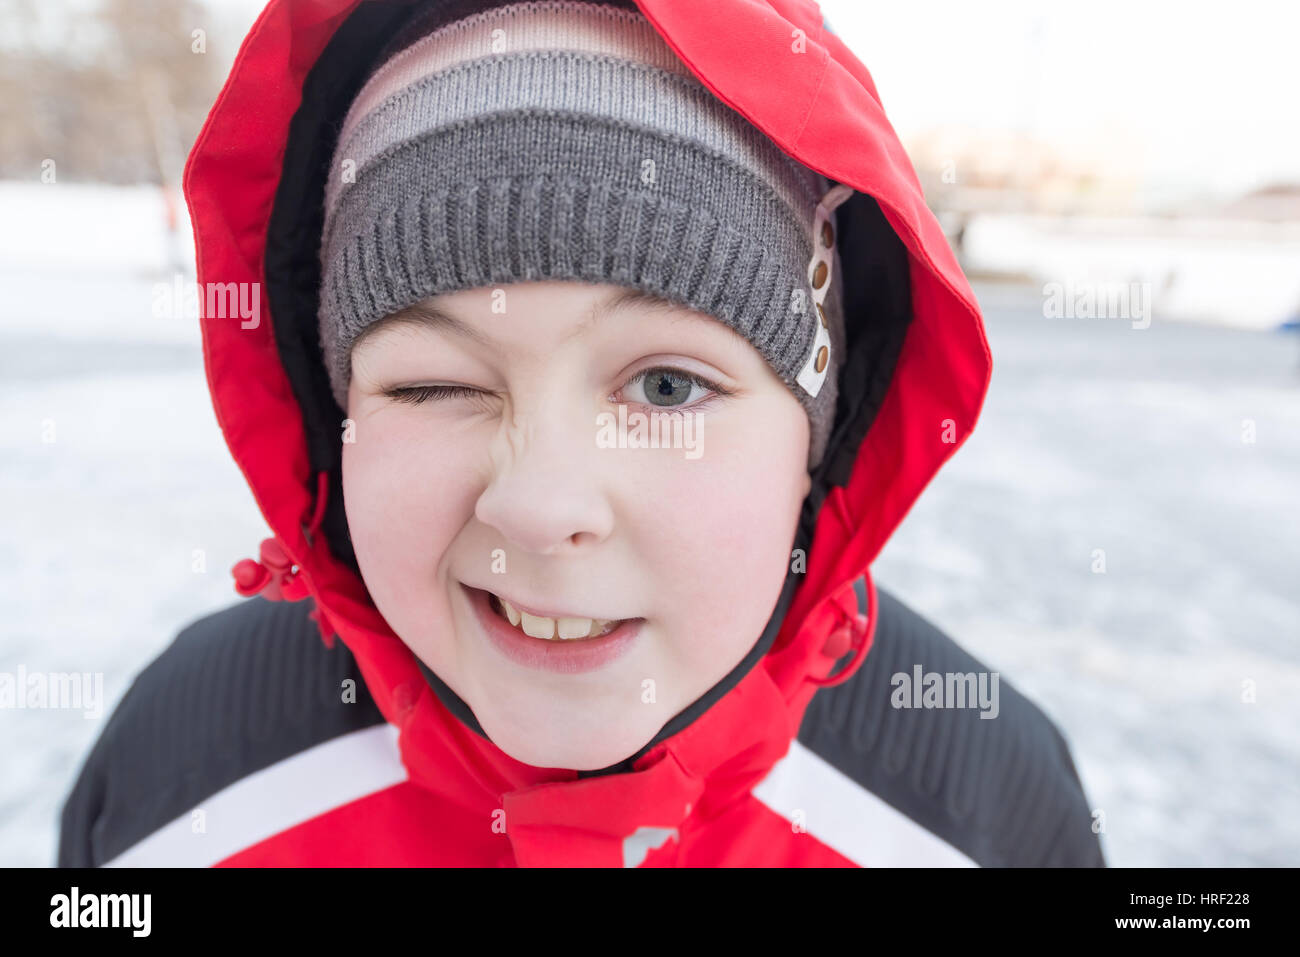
[474,405,615,556]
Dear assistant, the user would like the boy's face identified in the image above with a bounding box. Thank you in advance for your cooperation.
[343,280,811,770]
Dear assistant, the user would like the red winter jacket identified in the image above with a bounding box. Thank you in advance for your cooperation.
[58,0,1104,867]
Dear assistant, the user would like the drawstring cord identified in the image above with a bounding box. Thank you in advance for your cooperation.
[805,575,875,688]
[230,470,329,604]
[300,469,330,547]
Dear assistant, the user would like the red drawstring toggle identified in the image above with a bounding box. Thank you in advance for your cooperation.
[231,536,308,601]
[806,612,869,687]
[820,615,865,661]
[230,555,271,595]
[230,471,330,603]
[806,577,877,688]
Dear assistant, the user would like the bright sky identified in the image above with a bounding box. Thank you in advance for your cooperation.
[206,0,1299,201]
[820,0,1300,200]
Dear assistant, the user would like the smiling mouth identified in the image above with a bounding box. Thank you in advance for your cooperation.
[485,590,626,641]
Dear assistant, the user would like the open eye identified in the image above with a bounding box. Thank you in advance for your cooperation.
[618,367,728,409]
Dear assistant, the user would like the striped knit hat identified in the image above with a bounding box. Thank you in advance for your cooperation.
[319,0,849,467]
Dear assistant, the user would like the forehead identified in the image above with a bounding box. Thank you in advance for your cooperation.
[353,281,743,353]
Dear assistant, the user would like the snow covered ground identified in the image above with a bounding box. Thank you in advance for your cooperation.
[961,214,1300,332]
[0,182,273,866]
[873,283,1300,867]
[1,184,1297,867]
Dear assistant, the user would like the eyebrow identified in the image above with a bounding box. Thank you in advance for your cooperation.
[354,286,684,351]
[354,299,493,351]
[563,287,684,342]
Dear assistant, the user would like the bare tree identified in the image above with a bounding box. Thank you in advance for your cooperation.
[0,0,224,183]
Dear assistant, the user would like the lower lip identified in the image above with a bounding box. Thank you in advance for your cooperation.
[462,584,643,675]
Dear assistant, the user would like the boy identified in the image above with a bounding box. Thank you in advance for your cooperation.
[59,0,1104,866]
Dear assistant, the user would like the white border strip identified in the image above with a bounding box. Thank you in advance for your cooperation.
[103,723,406,867]
[752,739,979,867]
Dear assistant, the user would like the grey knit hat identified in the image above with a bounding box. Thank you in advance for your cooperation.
[319,0,850,467]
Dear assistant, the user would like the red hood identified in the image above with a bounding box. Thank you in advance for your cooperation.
[183,0,990,863]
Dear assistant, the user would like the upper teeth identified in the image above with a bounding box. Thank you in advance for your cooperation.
[493,595,618,640]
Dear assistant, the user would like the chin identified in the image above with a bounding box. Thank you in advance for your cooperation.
[475,704,660,771]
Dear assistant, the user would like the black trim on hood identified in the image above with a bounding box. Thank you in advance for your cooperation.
[264,0,417,580]
[263,0,913,776]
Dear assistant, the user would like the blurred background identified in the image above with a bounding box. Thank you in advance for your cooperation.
[1,0,1297,867]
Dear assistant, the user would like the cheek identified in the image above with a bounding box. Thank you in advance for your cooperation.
[623,398,808,668]
[341,413,483,618]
